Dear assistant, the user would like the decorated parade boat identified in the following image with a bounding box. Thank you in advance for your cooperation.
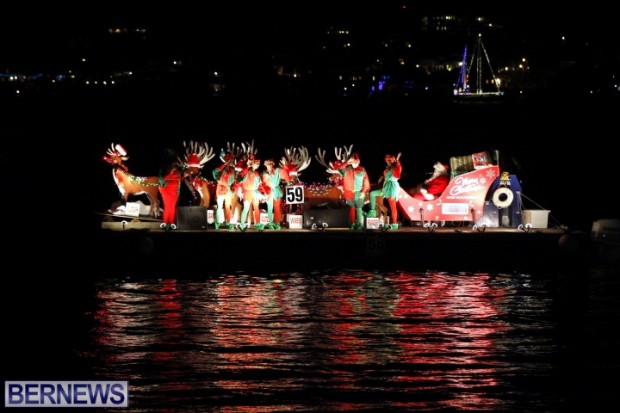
[96,143,581,274]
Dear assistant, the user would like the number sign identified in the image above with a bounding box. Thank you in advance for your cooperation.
[285,185,304,204]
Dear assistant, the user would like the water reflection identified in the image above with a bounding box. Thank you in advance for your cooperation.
[79,270,588,412]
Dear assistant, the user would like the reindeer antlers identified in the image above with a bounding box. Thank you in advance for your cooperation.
[219,141,245,163]
[241,139,258,158]
[335,144,354,163]
[179,140,215,167]
[107,143,128,157]
[106,143,129,161]
[280,146,311,172]
[315,145,354,173]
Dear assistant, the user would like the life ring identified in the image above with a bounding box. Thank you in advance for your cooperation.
[492,187,514,208]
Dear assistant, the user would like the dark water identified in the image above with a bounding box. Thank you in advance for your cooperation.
[7,266,618,412]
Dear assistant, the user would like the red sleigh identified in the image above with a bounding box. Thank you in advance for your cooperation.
[397,152,500,230]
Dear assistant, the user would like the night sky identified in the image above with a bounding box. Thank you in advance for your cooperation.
[1,2,616,57]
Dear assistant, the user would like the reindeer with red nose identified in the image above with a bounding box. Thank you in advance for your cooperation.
[178,140,216,207]
[103,143,162,218]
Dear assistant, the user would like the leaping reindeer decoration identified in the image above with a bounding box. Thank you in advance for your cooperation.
[305,145,355,208]
[103,143,162,217]
[279,146,312,183]
[178,140,216,207]
[315,144,354,182]
[272,145,312,217]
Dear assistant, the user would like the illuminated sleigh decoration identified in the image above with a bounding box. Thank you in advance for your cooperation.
[397,151,500,231]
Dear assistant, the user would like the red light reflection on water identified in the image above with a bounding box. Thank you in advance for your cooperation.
[390,271,509,410]
[310,271,509,410]
[92,279,186,366]
[88,271,513,411]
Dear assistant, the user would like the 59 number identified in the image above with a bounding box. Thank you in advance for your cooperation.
[285,185,305,204]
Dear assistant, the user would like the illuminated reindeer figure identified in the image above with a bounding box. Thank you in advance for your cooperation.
[103,143,162,218]
[237,140,268,228]
[177,140,216,207]
[271,146,312,219]
[320,144,371,229]
[306,145,355,209]
[212,141,246,227]
[279,146,312,183]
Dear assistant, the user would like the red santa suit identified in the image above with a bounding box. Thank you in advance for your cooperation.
[413,162,450,201]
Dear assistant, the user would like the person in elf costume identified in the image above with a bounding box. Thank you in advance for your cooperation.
[332,152,370,230]
[212,151,237,229]
[261,159,283,229]
[368,153,402,229]
[237,156,268,230]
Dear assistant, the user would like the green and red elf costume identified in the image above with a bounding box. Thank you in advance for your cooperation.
[261,159,283,227]
[212,152,237,228]
[334,153,370,230]
[237,156,267,229]
[369,153,402,228]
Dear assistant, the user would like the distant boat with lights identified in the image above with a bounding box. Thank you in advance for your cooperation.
[453,33,504,100]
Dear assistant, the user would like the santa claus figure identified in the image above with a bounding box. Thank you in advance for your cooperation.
[413,162,450,200]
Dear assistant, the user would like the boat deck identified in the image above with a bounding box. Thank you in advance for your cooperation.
[94,221,586,276]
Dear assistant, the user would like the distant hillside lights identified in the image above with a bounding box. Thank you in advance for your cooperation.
[108,27,148,35]
[0,73,29,83]
[3,15,620,98]
[85,80,116,86]
[84,71,132,87]
[0,73,41,97]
